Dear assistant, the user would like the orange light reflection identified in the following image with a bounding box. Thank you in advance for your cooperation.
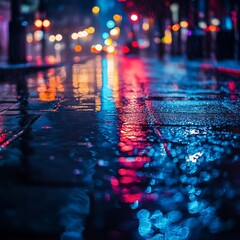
[37,68,65,102]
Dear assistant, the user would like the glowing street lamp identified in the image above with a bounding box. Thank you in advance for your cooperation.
[92,6,100,14]
[34,19,51,29]
[34,18,51,62]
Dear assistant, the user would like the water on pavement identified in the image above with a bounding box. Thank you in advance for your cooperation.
[0,55,240,240]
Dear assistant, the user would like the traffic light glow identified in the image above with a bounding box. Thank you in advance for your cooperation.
[130,14,138,22]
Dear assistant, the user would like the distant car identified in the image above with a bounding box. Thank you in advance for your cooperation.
[122,40,139,55]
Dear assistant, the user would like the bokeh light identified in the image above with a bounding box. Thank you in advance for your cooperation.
[95,44,103,51]
[142,22,150,31]
[172,23,180,32]
[102,32,110,39]
[26,33,33,43]
[180,21,189,28]
[43,19,50,28]
[211,18,220,26]
[104,38,113,46]
[110,27,120,37]
[74,44,82,52]
[107,20,115,29]
[198,21,207,29]
[55,34,63,41]
[130,13,138,22]
[113,14,122,22]
[92,6,100,14]
[49,35,56,42]
[71,32,78,40]
[34,19,42,28]
[87,27,95,34]
[34,30,43,41]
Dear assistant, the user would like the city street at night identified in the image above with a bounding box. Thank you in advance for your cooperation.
[1,0,240,240]
[0,55,240,240]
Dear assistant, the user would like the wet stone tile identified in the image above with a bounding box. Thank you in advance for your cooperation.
[145,100,240,127]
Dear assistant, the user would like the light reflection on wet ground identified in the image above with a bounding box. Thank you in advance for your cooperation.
[0,56,240,239]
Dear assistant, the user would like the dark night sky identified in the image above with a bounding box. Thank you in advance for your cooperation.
[47,0,96,16]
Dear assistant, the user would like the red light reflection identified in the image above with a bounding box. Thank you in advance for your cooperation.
[111,57,151,204]
[122,193,142,203]
[228,81,238,100]
[122,46,130,54]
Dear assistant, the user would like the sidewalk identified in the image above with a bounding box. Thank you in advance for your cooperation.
[1,56,240,79]
[0,56,92,77]
[199,60,240,76]
[155,55,240,77]
[186,58,240,76]
[0,55,240,240]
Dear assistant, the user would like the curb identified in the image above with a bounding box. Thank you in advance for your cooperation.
[200,63,240,77]
[0,56,92,78]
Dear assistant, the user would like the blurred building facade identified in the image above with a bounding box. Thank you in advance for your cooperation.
[0,0,10,61]
[1,0,240,62]
[0,0,38,62]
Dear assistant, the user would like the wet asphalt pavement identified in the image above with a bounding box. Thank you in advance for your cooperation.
[0,55,240,240]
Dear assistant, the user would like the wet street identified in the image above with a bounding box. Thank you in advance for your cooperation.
[0,55,240,240]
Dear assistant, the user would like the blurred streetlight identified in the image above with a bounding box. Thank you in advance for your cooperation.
[92,6,100,15]
[130,13,139,22]
[48,34,63,62]
[34,18,51,62]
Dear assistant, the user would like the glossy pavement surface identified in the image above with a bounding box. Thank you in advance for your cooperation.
[0,55,240,240]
